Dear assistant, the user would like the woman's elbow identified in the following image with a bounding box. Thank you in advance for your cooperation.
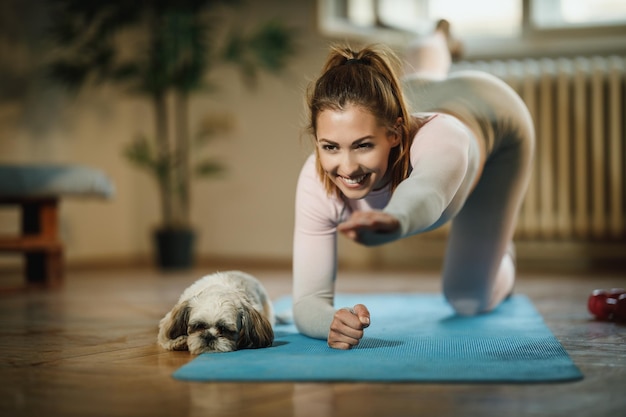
[293,301,331,340]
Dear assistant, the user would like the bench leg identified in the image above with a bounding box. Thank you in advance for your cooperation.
[21,199,64,288]
[24,251,63,288]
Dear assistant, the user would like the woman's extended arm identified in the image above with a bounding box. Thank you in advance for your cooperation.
[339,114,481,245]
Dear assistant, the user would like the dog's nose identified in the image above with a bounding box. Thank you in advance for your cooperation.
[202,333,217,343]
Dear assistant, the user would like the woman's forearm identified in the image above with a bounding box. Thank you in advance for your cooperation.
[293,294,335,339]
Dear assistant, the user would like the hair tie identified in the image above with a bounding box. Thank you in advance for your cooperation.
[345,58,360,65]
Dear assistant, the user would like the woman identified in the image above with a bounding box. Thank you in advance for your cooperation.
[293,44,534,350]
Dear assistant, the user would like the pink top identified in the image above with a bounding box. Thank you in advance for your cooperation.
[293,113,483,338]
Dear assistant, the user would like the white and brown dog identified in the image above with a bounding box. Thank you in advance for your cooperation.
[157,270,275,354]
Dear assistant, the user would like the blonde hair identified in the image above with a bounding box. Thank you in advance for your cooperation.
[307,44,422,197]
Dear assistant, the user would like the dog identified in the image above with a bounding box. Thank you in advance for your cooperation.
[157,270,275,354]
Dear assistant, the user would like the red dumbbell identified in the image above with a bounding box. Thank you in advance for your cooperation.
[588,288,626,322]
[616,293,626,322]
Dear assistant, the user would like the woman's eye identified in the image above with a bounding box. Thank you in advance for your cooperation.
[321,144,337,151]
[356,143,373,149]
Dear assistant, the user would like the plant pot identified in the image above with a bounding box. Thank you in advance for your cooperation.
[154,228,196,270]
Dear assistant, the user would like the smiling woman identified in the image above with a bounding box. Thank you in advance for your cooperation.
[292,43,535,349]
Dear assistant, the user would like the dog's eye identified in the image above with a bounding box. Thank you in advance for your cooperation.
[217,323,235,336]
[188,322,209,333]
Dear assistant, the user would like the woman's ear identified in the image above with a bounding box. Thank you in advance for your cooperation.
[389,117,403,147]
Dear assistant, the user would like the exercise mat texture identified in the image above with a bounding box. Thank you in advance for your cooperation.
[173,294,583,383]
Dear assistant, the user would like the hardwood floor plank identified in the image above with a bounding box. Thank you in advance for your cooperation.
[0,266,624,417]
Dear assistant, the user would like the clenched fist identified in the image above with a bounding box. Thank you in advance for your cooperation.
[327,304,370,350]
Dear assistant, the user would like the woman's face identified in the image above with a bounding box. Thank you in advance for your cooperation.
[316,105,400,200]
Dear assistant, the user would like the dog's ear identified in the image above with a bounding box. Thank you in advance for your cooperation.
[237,305,274,350]
[157,301,191,351]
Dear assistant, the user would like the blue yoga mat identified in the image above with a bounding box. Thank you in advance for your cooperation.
[173,294,583,383]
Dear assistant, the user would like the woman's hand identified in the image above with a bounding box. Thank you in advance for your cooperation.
[337,210,400,245]
[327,304,370,350]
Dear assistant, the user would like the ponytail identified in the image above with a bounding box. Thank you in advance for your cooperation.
[307,44,420,197]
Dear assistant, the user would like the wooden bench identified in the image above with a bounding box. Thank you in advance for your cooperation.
[0,197,63,288]
[0,165,114,290]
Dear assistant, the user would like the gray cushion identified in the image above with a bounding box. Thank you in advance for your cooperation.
[0,164,115,198]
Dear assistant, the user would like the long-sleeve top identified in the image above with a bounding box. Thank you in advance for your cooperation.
[292,112,483,339]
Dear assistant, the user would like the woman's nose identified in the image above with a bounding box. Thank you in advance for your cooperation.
[339,152,359,173]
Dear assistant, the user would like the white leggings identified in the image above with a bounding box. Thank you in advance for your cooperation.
[403,71,535,315]
[442,125,530,315]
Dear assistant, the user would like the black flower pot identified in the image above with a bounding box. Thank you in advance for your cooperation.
[154,228,195,270]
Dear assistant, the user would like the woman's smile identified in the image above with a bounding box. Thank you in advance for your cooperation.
[338,173,369,186]
[316,105,400,199]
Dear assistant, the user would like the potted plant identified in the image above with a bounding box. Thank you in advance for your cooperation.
[46,0,295,269]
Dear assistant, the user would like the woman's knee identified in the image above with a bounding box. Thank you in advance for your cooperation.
[443,250,516,316]
[444,292,486,316]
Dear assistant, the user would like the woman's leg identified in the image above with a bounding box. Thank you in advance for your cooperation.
[442,126,533,315]
[403,19,461,80]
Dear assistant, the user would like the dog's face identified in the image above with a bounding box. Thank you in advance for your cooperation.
[159,290,274,354]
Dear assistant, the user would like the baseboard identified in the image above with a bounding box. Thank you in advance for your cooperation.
[1,240,623,276]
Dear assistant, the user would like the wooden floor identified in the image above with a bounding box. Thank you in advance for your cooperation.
[0,264,624,417]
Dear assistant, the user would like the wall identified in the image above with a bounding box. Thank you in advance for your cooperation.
[1,0,437,271]
[3,0,621,273]
[0,0,332,268]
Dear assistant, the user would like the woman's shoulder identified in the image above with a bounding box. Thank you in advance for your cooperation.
[295,153,344,223]
[412,112,466,136]
[408,112,474,161]
[296,153,322,188]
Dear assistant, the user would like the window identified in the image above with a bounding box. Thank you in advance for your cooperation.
[375,0,521,38]
[532,0,626,28]
[318,0,626,59]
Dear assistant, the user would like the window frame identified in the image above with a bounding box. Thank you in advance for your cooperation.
[317,0,626,59]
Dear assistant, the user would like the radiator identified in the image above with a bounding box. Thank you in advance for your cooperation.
[451,56,626,241]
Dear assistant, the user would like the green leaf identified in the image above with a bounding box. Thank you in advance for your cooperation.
[250,20,296,71]
[194,159,225,178]
[195,113,234,145]
[46,61,90,90]
[221,20,295,88]
[123,135,158,172]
